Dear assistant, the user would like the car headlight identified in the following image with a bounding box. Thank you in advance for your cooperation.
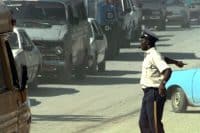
[55,46,63,55]
[106,11,114,19]
[104,25,111,31]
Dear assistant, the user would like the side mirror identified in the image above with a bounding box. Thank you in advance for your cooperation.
[21,65,28,90]
[95,34,103,40]
[124,8,132,13]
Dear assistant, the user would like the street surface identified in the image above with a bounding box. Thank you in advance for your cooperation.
[30,25,200,133]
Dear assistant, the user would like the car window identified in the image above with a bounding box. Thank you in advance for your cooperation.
[18,30,33,49]
[92,20,103,35]
[7,32,19,49]
[0,59,6,92]
[87,0,98,18]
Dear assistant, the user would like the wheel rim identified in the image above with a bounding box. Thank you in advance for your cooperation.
[173,92,181,108]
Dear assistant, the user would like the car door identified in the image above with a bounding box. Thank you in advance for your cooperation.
[18,30,34,82]
[91,19,107,53]
[0,57,19,132]
[20,30,40,82]
[192,69,200,103]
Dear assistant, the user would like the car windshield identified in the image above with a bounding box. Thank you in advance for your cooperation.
[7,32,19,49]
[5,1,67,26]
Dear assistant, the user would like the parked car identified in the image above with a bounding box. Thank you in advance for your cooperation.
[5,0,90,80]
[139,0,167,30]
[0,2,31,132]
[166,68,200,113]
[7,27,42,86]
[88,18,107,72]
[185,0,200,23]
[166,0,190,28]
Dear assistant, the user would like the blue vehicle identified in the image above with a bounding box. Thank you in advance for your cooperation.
[166,68,200,113]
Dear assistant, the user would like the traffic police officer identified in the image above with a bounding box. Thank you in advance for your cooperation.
[139,29,172,133]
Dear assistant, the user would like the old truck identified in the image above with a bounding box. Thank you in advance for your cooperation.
[5,0,90,80]
[85,0,141,54]
[0,2,31,132]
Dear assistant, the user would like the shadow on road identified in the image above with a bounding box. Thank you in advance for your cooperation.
[67,76,140,85]
[29,98,41,106]
[90,70,140,76]
[161,52,200,60]
[32,114,106,122]
[29,87,79,97]
[114,52,200,61]
[181,110,200,114]
[156,44,173,47]
[157,34,174,38]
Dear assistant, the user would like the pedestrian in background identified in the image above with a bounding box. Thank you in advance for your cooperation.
[139,29,185,133]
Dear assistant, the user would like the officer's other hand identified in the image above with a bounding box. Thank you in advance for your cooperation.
[159,84,167,97]
[176,61,186,68]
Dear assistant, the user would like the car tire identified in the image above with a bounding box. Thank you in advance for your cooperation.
[181,21,190,28]
[171,88,187,113]
[131,24,142,42]
[58,54,72,82]
[98,60,106,72]
[157,20,166,31]
[88,54,97,74]
[74,65,86,80]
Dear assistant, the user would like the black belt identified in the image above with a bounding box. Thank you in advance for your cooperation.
[142,87,158,93]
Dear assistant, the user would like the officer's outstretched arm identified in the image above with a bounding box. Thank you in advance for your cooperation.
[164,56,186,68]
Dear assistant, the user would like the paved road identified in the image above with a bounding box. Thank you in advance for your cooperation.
[30,25,200,133]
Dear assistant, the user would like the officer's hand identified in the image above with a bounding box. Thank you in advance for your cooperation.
[159,84,167,97]
[176,61,186,68]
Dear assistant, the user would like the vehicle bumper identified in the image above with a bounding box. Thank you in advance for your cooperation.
[166,15,185,24]
[42,60,65,72]
[141,16,162,26]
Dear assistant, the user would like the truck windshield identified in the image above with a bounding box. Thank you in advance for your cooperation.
[5,1,67,25]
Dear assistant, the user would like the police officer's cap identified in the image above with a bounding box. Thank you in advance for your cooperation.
[140,29,159,43]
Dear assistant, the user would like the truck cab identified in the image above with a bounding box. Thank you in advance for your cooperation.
[5,0,90,80]
[85,0,141,57]
[0,2,31,132]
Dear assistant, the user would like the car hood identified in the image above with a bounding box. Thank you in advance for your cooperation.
[19,25,68,41]
[12,49,23,58]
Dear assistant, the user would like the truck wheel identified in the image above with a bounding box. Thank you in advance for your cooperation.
[98,60,106,72]
[58,55,72,82]
[181,21,190,28]
[88,54,97,74]
[74,65,86,80]
[132,24,142,42]
[171,88,187,113]
[157,17,166,31]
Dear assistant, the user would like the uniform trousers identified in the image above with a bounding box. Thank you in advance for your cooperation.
[139,87,166,133]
